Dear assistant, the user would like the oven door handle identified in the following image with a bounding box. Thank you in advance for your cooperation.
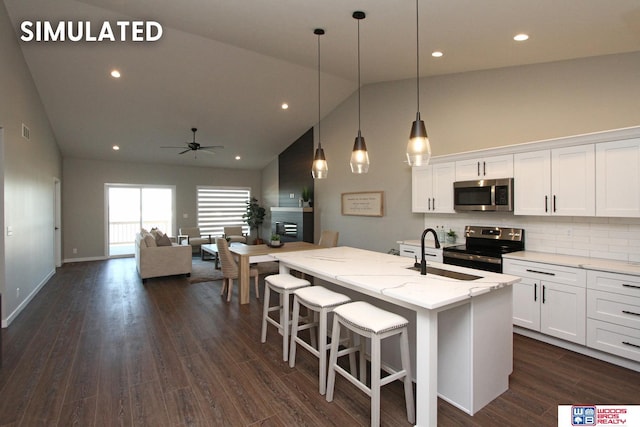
[443,251,502,265]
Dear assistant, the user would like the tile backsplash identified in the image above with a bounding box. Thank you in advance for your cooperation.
[422,213,640,263]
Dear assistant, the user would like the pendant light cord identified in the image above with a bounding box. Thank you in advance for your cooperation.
[416,0,420,113]
[357,17,362,132]
[317,31,322,146]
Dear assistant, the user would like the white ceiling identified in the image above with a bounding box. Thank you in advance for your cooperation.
[5,0,640,169]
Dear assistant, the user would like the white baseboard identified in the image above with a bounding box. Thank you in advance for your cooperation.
[2,268,55,328]
[63,255,107,263]
[514,326,640,372]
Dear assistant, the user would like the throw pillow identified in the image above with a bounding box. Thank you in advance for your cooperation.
[156,233,172,246]
[143,233,157,247]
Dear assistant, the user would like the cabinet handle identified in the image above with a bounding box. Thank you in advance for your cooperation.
[477,161,480,176]
[544,196,548,213]
[542,285,546,304]
[483,161,486,176]
[432,198,436,210]
[622,341,640,349]
[404,249,416,254]
[623,284,640,289]
[526,268,556,276]
[534,283,537,301]
[425,253,437,258]
[553,195,557,212]
[427,198,431,210]
[622,310,640,317]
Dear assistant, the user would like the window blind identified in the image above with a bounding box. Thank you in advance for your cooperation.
[197,186,250,237]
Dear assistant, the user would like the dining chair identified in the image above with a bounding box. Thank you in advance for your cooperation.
[216,238,259,302]
[318,230,339,248]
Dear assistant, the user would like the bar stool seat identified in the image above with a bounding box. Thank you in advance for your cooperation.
[326,301,415,427]
[261,274,311,361]
[288,286,353,394]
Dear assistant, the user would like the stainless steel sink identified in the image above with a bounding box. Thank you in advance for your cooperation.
[407,265,482,281]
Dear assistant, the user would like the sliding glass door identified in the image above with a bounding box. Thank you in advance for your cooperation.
[107,184,175,257]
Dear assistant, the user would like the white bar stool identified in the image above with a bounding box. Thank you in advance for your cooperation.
[325,301,415,427]
[288,286,353,395]
[261,273,311,361]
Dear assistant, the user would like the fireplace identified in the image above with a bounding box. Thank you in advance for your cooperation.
[270,207,313,243]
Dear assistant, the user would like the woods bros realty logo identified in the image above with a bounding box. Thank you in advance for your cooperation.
[20,20,163,42]
[558,405,640,426]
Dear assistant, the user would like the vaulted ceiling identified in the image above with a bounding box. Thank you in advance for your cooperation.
[5,0,640,169]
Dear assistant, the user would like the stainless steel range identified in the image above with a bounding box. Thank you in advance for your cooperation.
[443,225,525,273]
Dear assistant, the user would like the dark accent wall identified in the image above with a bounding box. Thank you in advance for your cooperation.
[278,128,314,207]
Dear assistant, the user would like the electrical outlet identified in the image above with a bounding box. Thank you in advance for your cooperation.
[16,288,20,298]
[289,193,295,199]
[73,248,78,254]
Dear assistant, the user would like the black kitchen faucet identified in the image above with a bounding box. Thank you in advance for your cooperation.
[420,228,441,275]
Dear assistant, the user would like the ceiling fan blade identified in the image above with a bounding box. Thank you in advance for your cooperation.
[178,149,191,154]
[161,146,188,149]
[199,145,224,150]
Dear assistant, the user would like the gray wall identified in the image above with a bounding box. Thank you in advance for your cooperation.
[62,157,261,260]
[314,52,640,253]
[0,1,62,326]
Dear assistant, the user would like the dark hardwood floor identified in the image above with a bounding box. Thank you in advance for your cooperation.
[0,258,638,426]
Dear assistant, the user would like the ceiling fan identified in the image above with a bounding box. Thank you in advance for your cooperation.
[161,128,224,155]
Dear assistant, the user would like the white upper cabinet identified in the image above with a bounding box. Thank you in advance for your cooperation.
[412,162,455,213]
[455,154,513,181]
[595,138,640,217]
[514,145,595,216]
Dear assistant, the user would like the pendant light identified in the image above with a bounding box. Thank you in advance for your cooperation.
[312,28,328,179]
[350,11,369,174]
[406,0,431,167]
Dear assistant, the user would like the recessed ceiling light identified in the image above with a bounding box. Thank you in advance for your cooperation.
[235,155,241,160]
[110,69,121,78]
[281,103,289,110]
[112,145,120,151]
[513,33,529,41]
[431,51,443,58]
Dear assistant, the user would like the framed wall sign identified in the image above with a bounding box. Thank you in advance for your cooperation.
[341,191,384,217]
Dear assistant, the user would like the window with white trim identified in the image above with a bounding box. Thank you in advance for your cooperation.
[197,186,250,237]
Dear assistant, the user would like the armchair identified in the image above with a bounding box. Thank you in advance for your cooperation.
[179,226,213,253]
[223,226,247,244]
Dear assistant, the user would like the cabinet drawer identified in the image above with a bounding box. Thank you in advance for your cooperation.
[587,270,640,297]
[503,259,585,287]
[587,319,640,362]
[587,289,640,329]
[399,244,443,263]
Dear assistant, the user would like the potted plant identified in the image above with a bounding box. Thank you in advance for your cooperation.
[270,233,281,247]
[243,197,266,244]
[301,186,312,207]
[446,229,457,244]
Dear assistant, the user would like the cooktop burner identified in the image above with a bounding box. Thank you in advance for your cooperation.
[443,226,525,272]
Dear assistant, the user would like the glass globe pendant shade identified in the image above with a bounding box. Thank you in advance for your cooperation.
[350,131,369,174]
[406,112,431,167]
[312,145,328,179]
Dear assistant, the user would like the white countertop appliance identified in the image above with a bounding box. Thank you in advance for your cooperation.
[443,225,524,273]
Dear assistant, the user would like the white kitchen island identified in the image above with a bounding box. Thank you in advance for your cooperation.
[272,246,520,427]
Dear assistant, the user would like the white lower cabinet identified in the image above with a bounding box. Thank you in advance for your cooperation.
[504,259,586,345]
[587,270,640,362]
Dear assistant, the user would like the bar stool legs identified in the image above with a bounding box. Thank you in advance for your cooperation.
[325,301,415,427]
[288,286,353,394]
[260,274,311,362]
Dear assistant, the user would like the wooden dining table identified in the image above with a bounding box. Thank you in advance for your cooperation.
[229,241,321,304]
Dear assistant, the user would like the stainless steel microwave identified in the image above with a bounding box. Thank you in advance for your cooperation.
[453,178,514,212]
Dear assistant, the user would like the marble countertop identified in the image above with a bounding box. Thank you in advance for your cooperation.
[273,246,520,310]
[503,251,640,276]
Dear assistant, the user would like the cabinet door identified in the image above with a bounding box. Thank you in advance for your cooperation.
[512,277,541,330]
[431,162,455,213]
[540,281,586,344]
[596,138,640,217]
[482,154,513,179]
[514,150,551,215]
[551,145,595,216]
[411,165,432,212]
[455,155,513,180]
